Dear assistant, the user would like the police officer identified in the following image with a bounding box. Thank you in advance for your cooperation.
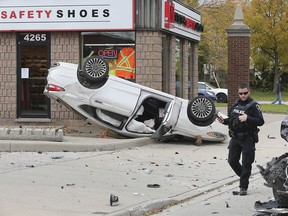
[217,83,264,196]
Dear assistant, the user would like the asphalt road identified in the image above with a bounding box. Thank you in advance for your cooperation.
[0,111,286,216]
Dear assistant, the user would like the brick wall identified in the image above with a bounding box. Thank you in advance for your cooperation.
[136,31,163,90]
[51,32,79,64]
[0,33,17,125]
[227,36,250,107]
[0,32,83,127]
[50,32,82,126]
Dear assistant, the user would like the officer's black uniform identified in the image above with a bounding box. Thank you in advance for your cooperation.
[223,97,264,191]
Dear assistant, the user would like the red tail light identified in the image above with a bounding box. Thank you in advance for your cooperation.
[45,84,65,91]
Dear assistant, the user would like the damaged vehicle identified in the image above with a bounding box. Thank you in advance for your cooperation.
[44,56,227,142]
[257,116,288,208]
[281,117,288,142]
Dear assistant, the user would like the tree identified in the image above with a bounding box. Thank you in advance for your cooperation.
[180,0,240,86]
[197,0,237,87]
[180,0,199,9]
[244,0,288,91]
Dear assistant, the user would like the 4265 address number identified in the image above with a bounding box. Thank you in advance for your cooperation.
[23,33,47,42]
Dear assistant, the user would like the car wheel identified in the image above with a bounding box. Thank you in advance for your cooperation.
[82,56,109,82]
[217,93,227,103]
[187,96,216,126]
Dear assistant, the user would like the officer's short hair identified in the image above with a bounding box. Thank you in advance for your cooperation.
[238,83,250,90]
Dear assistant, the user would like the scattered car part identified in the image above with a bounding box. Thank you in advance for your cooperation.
[257,153,288,208]
[257,118,288,207]
[281,117,288,142]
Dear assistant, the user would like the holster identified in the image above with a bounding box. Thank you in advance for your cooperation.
[253,128,260,143]
[229,130,235,138]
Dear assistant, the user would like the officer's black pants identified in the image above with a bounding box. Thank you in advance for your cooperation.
[228,135,255,190]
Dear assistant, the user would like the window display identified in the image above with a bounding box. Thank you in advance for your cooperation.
[82,32,136,80]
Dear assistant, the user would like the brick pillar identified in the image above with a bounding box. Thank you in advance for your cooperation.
[226,5,251,110]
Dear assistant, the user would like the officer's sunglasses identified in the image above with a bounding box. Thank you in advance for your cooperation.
[238,91,249,96]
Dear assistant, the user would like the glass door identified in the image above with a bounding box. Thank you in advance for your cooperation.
[17,33,51,118]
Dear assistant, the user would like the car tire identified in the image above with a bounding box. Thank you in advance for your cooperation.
[217,93,227,103]
[187,96,216,126]
[82,56,109,82]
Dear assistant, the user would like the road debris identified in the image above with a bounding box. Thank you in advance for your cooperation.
[147,184,160,188]
[134,192,144,196]
[110,194,119,206]
[255,152,288,215]
[267,135,276,139]
[51,156,64,159]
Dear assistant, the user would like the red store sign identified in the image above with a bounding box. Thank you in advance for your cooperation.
[164,1,203,32]
[162,0,202,41]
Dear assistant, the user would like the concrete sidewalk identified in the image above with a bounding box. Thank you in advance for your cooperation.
[258,100,288,105]
[0,111,286,216]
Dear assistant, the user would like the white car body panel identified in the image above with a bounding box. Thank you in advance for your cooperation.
[44,62,227,142]
[90,81,141,117]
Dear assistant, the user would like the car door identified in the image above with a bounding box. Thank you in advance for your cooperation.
[151,97,182,139]
[89,79,141,117]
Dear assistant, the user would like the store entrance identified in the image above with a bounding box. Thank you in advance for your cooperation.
[17,33,51,118]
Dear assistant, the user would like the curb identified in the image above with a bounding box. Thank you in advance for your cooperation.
[0,136,156,152]
[107,198,177,216]
[0,127,63,142]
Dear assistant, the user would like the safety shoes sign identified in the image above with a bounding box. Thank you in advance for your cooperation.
[0,0,134,31]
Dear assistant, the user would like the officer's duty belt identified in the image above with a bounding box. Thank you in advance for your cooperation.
[229,130,253,138]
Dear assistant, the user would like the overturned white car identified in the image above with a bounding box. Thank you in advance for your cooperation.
[44,56,227,142]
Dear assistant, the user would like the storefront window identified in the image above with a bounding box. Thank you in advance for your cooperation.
[81,32,136,81]
[175,38,183,97]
